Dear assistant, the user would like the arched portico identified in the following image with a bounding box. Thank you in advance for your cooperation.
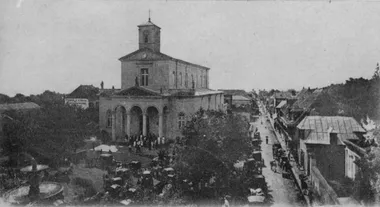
[115,105,127,139]
[162,106,169,137]
[130,106,143,136]
[110,104,168,140]
[146,106,159,136]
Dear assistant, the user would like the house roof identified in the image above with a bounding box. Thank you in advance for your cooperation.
[297,116,366,145]
[232,95,250,101]
[119,48,209,70]
[273,91,294,99]
[276,100,287,109]
[0,102,40,111]
[291,88,323,112]
[218,89,247,96]
[66,85,99,100]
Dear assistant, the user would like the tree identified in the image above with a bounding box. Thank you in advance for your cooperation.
[287,89,297,96]
[174,109,251,200]
[372,63,379,80]
[353,128,380,204]
[1,105,99,167]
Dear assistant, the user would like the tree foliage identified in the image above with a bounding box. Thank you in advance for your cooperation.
[173,109,251,199]
[1,105,99,167]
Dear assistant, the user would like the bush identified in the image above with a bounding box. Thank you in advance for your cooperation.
[72,177,97,198]
[328,178,354,197]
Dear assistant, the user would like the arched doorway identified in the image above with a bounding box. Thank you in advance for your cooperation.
[130,106,143,136]
[146,106,159,136]
[115,106,126,140]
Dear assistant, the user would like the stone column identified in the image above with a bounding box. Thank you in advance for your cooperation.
[126,113,131,136]
[142,113,147,136]
[159,113,163,137]
[111,111,116,141]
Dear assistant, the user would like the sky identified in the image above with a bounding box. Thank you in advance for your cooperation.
[1,0,380,96]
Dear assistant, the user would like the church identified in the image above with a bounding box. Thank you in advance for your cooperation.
[99,18,224,141]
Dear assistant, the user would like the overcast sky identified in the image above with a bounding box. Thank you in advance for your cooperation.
[1,0,380,96]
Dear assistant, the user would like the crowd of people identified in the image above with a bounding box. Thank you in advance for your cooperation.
[123,133,167,153]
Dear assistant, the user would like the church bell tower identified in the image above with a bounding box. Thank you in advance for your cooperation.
[138,16,161,53]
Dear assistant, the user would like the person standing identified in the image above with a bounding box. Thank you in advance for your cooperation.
[266,136,269,144]
[158,136,161,146]
[223,196,230,207]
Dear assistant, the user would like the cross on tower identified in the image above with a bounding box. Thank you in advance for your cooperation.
[148,10,151,22]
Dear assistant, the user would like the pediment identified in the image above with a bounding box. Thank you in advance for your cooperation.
[119,48,172,62]
[115,86,161,97]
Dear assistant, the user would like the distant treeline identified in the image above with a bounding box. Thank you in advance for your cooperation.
[0,90,66,108]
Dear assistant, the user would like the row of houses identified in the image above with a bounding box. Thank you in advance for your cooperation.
[266,88,374,202]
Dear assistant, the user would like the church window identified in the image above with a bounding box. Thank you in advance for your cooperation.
[141,68,149,86]
[191,74,194,88]
[106,110,112,128]
[143,31,149,43]
[179,72,182,86]
[185,73,188,88]
[208,96,211,110]
[178,112,186,129]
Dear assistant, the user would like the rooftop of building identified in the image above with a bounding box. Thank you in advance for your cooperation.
[291,88,324,112]
[297,116,366,145]
[119,47,209,70]
[106,86,222,98]
[276,100,287,109]
[218,89,248,96]
[232,95,250,101]
[273,91,297,100]
[66,85,100,100]
[138,19,161,29]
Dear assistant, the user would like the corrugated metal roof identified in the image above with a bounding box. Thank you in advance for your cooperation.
[298,116,364,132]
[298,116,366,145]
[276,100,287,109]
[0,102,40,111]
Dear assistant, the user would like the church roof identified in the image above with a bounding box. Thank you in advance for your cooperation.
[115,86,162,97]
[119,48,210,70]
[194,89,223,96]
[138,20,161,29]
[99,89,121,97]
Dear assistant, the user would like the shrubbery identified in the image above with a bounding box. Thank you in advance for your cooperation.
[72,177,97,198]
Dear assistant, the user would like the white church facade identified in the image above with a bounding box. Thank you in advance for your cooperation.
[99,18,224,141]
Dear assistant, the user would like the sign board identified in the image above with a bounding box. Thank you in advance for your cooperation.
[65,98,89,109]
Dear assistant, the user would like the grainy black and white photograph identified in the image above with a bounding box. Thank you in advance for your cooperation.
[0,0,380,206]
